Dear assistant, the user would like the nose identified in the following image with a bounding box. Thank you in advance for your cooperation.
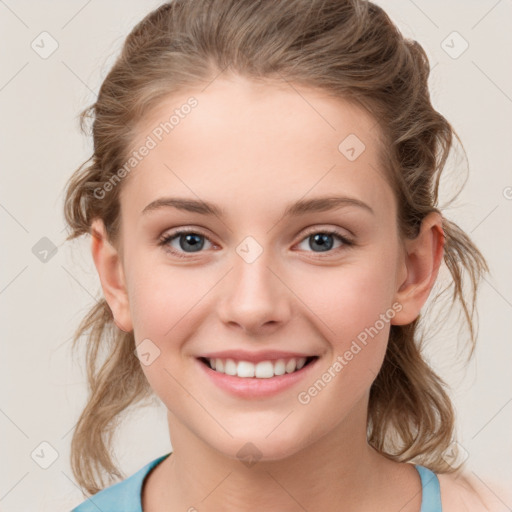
[216,250,292,335]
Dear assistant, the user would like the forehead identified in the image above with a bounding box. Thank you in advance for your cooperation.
[122,76,393,219]
[135,75,382,151]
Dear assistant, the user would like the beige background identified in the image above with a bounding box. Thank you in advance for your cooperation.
[1,1,511,510]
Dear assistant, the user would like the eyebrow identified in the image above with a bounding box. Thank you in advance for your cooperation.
[141,195,374,218]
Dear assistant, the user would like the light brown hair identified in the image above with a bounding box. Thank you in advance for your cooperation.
[63,0,489,496]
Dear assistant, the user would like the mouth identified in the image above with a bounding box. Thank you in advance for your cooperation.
[197,355,319,379]
[196,353,321,399]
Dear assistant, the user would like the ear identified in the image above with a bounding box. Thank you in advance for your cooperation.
[391,211,445,326]
[90,218,133,332]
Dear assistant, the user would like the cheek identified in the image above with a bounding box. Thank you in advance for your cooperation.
[126,255,200,337]
[301,252,397,337]
[295,254,396,391]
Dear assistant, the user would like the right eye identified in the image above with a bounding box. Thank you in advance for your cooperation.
[158,229,215,258]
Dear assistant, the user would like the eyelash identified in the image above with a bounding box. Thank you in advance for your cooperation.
[158,227,354,259]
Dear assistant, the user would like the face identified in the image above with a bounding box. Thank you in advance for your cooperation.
[93,75,428,462]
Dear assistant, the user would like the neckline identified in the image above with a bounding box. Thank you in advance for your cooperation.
[139,452,172,510]
[138,455,441,512]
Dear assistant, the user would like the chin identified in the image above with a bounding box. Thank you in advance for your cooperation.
[205,427,314,465]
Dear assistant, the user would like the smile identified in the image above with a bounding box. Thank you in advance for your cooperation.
[198,356,318,379]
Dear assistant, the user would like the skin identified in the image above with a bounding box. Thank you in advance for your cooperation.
[88,74,493,511]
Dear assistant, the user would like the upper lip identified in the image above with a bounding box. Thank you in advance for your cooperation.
[198,350,318,363]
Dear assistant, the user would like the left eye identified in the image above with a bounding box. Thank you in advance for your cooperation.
[158,228,353,258]
[296,229,352,253]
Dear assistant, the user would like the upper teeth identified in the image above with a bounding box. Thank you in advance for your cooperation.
[209,357,308,378]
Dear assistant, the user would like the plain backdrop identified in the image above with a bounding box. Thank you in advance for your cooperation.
[1,1,511,510]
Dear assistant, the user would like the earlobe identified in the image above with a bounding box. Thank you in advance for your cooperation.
[391,212,445,326]
[90,218,133,332]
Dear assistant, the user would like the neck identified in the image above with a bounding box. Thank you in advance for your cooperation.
[151,400,415,512]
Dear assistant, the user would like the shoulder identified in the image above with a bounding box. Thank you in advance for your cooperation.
[438,470,512,511]
[71,476,138,512]
[71,453,171,512]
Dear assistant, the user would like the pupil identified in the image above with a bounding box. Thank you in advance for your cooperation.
[311,233,333,252]
[180,233,204,252]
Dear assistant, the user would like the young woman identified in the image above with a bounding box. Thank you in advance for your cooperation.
[64,1,506,510]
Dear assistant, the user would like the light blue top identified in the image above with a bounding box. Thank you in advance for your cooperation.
[71,453,442,511]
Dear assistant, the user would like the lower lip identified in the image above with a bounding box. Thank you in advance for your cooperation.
[196,357,319,399]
